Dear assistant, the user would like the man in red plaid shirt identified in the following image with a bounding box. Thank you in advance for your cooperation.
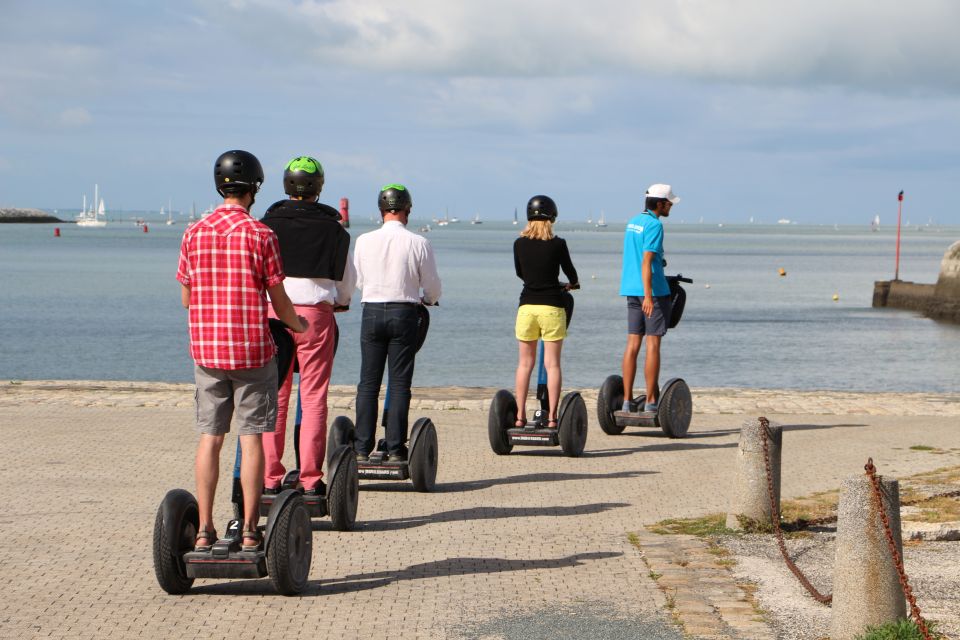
[176,150,306,552]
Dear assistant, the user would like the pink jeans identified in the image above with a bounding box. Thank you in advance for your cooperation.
[264,304,336,491]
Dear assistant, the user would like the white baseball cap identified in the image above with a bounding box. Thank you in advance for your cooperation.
[646,184,680,204]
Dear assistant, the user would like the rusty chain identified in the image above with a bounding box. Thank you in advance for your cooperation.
[865,458,932,640]
[758,417,833,604]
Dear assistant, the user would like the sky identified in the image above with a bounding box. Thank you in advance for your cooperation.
[1,0,959,224]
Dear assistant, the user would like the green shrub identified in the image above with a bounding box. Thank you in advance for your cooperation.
[855,618,942,640]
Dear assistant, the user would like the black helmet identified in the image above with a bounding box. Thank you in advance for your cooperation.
[527,195,557,222]
[214,150,264,197]
[378,183,412,212]
[283,156,324,198]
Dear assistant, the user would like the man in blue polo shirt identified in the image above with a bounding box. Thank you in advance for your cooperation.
[619,184,680,413]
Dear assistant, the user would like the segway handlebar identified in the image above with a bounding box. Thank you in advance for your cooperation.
[666,274,693,284]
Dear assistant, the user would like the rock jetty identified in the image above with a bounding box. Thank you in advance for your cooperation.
[0,207,62,223]
[873,239,960,323]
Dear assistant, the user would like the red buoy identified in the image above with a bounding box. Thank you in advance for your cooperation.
[54,227,61,237]
[143,223,149,233]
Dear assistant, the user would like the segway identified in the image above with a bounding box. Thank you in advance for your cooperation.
[597,275,693,439]
[153,320,313,595]
[231,319,359,531]
[488,287,588,457]
[328,304,439,492]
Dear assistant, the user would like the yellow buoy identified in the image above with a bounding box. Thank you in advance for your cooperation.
[778,267,787,277]
[832,293,840,301]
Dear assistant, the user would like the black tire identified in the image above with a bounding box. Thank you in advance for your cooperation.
[558,392,588,457]
[326,416,356,467]
[327,448,359,532]
[487,389,516,455]
[266,496,312,595]
[597,375,626,435]
[409,418,438,492]
[659,379,692,438]
[152,489,199,595]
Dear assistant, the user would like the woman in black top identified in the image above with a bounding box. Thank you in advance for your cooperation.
[513,195,579,428]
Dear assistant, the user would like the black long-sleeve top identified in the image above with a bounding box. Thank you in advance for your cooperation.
[513,236,579,307]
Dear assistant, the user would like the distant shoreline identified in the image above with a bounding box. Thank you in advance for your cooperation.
[0,208,62,223]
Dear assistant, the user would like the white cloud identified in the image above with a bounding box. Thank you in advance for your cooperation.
[230,0,960,92]
[58,107,92,127]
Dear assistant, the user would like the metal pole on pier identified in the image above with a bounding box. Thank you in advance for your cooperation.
[894,190,904,281]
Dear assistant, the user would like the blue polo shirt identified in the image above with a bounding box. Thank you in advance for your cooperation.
[620,210,670,297]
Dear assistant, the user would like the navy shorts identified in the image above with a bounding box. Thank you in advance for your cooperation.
[627,295,673,336]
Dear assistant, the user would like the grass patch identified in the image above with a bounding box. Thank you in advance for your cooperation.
[780,489,839,527]
[909,444,936,451]
[648,513,734,537]
[855,618,944,640]
[913,496,960,523]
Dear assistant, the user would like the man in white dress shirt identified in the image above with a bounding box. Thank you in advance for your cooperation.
[353,184,442,461]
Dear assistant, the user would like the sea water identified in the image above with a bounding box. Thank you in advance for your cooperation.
[1,219,958,392]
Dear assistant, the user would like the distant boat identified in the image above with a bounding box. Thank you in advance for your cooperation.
[586,213,593,224]
[595,211,607,228]
[871,214,880,231]
[777,218,791,225]
[449,216,460,223]
[165,198,175,225]
[471,213,482,225]
[513,207,518,225]
[76,184,107,227]
[202,205,215,218]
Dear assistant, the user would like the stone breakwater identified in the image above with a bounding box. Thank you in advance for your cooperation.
[873,239,960,323]
[4,379,960,416]
[0,207,62,223]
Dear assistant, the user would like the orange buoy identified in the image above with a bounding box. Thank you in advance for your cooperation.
[143,223,149,233]
[54,227,61,237]
[778,267,786,277]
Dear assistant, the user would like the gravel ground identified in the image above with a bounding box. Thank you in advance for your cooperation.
[453,602,684,640]
[721,530,960,639]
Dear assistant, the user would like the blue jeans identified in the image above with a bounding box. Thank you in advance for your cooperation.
[354,303,419,455]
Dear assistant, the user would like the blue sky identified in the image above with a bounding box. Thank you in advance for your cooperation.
[1,0,958,224]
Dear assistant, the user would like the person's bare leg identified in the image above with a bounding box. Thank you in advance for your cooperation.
[514,340,537,426]
[239,433,265,541]
[543,339,563,424]
[645,335,662,405]
[195,433,225,547]
[621,334,642,408]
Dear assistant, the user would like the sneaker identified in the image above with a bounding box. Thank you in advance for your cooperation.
[304,481,326,497]
[356,453,369,463]
[621,399,633,413]
[643,402,659,412]
[387,447,408,463]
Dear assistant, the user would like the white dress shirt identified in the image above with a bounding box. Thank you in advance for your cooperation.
[354,221,442,304]
[282,253,357,306]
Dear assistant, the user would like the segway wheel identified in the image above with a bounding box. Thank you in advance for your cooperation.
[152,489,199,595]
[597,375,626,435]
[558,392,588,457]
[266,495,312,596]
[487,389,516,455]
[326,416,356,467]
[327,446,359,531]
[658,378,692,438]
[409,417,438,492]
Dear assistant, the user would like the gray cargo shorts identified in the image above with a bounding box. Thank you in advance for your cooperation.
[194,359,278,436]
[627,295,673,337]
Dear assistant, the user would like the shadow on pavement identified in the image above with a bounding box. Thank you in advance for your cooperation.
[187,551,624,598]
[357,469,656,492]
[356,501,631,532]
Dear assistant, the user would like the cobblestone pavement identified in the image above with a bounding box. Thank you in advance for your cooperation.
[1,381,958,639]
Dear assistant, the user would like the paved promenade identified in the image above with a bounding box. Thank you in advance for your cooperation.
[1,381,958,639]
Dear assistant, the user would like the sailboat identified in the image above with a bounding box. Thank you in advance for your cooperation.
[871,214,880,232]
[471,212,482,225]
[513,207,518,225]
[586,213,593,225]
[595,210,607,228]
[76,184,108,227]
[165,198,175,225]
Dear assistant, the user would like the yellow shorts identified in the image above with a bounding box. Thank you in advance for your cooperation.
[515,304,567,342]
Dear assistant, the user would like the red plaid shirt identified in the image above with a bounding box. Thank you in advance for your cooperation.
[176,204,285,369]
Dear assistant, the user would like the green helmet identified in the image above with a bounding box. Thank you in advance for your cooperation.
[378,183,412,212]
[283,156,324,198]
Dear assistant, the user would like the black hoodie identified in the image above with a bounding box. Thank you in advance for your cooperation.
[261,200,350,281]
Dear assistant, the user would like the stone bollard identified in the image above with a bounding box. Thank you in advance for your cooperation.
[726,418,781,531]
[831,474,906,640]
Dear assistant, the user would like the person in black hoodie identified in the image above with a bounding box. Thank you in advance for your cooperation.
[260,156,355,496]
[513,195,579,429]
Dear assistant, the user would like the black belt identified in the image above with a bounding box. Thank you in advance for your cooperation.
[363,301,419,308]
